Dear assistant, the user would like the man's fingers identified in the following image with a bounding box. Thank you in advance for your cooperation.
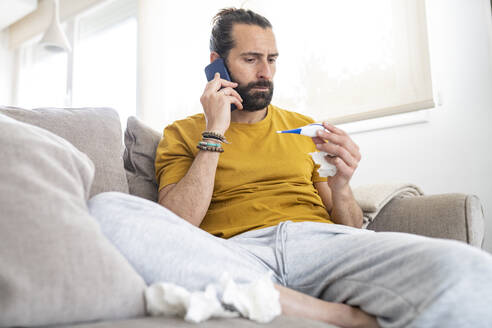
[208,80,238,92]
[322,122,348,136]
[311,136,325,144]
[220,79,239,88]
[227,96,243,110]
[316,129,360,161]
[316,142,358,168]
[325,155,353,178]
[206,72,238,92]
[220,87,243,101]
[221,87,243,109]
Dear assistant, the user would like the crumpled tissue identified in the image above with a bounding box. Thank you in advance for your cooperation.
[145,272,281,324]
[309,152,337,177]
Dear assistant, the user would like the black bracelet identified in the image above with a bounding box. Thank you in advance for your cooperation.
[202,131,230,144]
[196,144,224,153]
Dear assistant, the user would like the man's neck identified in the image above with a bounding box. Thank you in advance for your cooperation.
[231,106,268,124]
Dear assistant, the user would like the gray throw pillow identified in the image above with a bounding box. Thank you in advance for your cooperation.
[0,114,146,327]
[0,106,129,197]
[124,116,162,202]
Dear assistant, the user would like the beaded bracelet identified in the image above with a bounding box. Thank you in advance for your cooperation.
[202,131,230,144]
[204,135,229,144]
[198,141,222,148]
[203,137,223,144]
[197,144,224,152]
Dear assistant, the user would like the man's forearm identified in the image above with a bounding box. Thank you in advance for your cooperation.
[329,186,363,228]
[159,72,240,227]
[160,150,220,227]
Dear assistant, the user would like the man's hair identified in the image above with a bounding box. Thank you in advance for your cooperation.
[210,8,272,59]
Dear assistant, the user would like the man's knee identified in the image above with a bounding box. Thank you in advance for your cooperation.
[414,238,492,286]
[405,239,492,327]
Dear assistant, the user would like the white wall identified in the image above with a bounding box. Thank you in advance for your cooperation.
[350,0,492,252]
[0,29,13,105]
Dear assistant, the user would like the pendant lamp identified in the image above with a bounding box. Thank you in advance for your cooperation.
[39,0,71,52]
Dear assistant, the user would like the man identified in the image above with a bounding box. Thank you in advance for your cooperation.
[97,8,492,328]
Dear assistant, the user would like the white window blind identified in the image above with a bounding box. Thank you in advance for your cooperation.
[271,0,434,124]
[139,0,434,129]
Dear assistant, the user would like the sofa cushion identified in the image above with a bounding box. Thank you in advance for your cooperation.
[0,106,129,197]
[123,116,161,202]
[54,315,338,328]
[0,114,146,327]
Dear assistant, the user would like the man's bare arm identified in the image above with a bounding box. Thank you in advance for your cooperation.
[330,185,363,228]
[157,72,243,226]
[312,122,363,228]
[158,151,221,227]
[314,182,363,228]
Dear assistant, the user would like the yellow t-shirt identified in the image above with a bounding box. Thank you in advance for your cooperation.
[155,104,333,238]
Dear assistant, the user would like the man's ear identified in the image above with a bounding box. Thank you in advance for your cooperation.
[210,52,220,63]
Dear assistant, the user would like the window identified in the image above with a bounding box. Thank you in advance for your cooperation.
[73,15,137,127]
[15,36,68,108]
[14,0,137,127]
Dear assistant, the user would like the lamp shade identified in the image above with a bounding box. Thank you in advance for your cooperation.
[40,0,71,52]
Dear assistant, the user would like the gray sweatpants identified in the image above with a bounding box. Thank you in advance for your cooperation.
[88,192,492,328]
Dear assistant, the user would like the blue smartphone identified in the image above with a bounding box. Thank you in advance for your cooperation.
[204,58,236,111]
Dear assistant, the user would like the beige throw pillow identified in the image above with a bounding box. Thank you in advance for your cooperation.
[124,116,162,202]
[0,114,146,327]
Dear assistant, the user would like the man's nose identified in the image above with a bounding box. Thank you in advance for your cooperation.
[256,60,273,80]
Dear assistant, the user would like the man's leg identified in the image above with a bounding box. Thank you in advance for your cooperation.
[87,192,274,289]
[229,221,378,327]
[279,221,492,328]
[88,192,376,327]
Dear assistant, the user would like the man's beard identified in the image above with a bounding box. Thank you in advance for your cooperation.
[232,77,274,112]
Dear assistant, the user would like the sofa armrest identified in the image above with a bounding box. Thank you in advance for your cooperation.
[366,194,485,248]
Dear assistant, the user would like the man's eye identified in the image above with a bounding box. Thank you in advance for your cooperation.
[245,58,255,63]
[268,58,277,63]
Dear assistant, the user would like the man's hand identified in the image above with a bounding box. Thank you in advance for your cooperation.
[200,72,243,134]
[312,122,361,192]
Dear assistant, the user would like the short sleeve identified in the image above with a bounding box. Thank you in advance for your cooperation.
[154,123,194,192]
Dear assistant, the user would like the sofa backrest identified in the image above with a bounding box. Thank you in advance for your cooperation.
[0,106,129,197]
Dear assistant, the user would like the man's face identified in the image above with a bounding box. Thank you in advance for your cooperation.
[225,24,278,112]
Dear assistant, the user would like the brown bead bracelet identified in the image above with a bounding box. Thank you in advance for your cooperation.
[196,144,224,153]
[201,131,230,144]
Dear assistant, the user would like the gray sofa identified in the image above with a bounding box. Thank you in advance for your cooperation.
[0,106,485,328]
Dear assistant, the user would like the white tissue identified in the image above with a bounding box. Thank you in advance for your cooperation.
[145,272,281,324]
[145,282,237,323]
[220,272,281,323]
[309,151,337,177]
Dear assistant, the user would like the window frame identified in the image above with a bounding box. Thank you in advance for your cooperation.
[13,0,137,110]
